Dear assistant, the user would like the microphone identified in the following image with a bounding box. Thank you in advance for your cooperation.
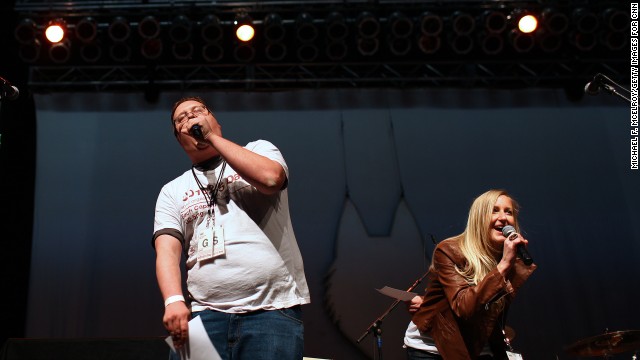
[0,77,19,101]
[501,225,533,266]
[190,125,204,140]
[584,73,603,95]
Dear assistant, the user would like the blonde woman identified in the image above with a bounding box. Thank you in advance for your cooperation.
[407,189,536,360]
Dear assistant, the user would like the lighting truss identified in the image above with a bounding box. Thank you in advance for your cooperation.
[13,0,631,92]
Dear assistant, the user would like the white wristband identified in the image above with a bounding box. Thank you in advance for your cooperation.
[164,295,185,307]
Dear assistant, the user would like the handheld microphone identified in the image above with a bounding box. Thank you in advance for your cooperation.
[584,73,603,95]
[0,77,19,101]
[501,225,533,266]
[190,125,204,140]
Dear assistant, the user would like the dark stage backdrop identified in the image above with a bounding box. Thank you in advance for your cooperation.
[25,89,638,360]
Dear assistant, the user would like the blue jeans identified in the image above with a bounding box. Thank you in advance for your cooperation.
[171,306,304,360]
[406,347,443,360]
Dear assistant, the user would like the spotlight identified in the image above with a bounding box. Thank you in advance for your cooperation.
[357,38,379,56]
[509,29,535,52]
[419,12,443,36]
[109,42,131,62]
[80,42,102,63]
[479,33,503,55]
[541,8,569,34]
[326,12,348,41]
[265,42,287,61]
[109,17,131,42]
[388,37,412,56]
[234,13,255,42]
[417,35,441,54]
[76,17,98,43]
[388,11,414,39]
[600,31,627,51]
[45,19,66,43]
[19,39,41,63]
[481,10,507,34]
[172,42,193,60]
[450,34,473,54]
[451,11,475,36]
[518,15,538,33]
[602,8,629,32]
[356,12,380,39]
[326,41,347,61]
[15,18,38,45]
[571,31,597,51]
[201,14,223,43]
[139,15,161,39]
[264,13,285,42]
[297,43,318,62]
[234,43,255,62]
[49,39,71,63]
[296,12,318,43]
[537,31,563,53]
[202,43,223,62]
[170,15,192,43]
[572,8,599,33]
[141,38,163,60]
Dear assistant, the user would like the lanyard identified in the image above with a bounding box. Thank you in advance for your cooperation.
[191,160,227,214]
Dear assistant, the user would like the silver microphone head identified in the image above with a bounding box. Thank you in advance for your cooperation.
[502,225,516,237]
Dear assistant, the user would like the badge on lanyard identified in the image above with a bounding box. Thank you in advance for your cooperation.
[196,214,225,261]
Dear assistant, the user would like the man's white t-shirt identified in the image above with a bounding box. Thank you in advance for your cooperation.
[154,140,310,313]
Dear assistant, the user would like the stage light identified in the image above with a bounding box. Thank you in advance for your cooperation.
[265,42,287,61]
[80,42,102,63]
[451,11,475,36]
[418,35,440,54]
[15,18,37,45]
[109,42,131,62]
[76,17,98,43]
[479,33,503,55]
[326,12,348,41]
[571,31,597,51]
[572,8,599,33]
[326,41,347,61]
[109,17,131,42]
[388,37,412,56]
[450,34,473,54]
[141,38,163,59]
[509,28,535,52]
[201,14,223,43]
[356,12,380,39]
[234,13,254,42]
[264,13,285,42]
[170,15,192,43]
[419,12,443,36]
[297,43,319,62]
[357,38,379,56]
[202,43,224,62]
[234,43,255,62]
[49,39,71,63]
[172,42,193,60]
[388,12,413,39]
[139,15,161,39]
[600,31,627,50]
[541,8,569,34]
[296,12,318,43]
[602,8,629,32]
[481,10,507,34]
[45,19,66,43]
[518,15,538,33]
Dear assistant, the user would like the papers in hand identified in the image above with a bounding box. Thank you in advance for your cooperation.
[376,286,418,301]
[165,315,222,360]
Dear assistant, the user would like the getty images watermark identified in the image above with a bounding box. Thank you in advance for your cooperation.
[632,3,638,169]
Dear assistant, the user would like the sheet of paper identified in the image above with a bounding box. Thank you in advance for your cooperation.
[376,286,418,301]
[165,315,222,360]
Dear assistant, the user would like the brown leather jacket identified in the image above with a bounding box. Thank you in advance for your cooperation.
[412,236,536,360]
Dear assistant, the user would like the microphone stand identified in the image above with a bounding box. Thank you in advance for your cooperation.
[588,73,631,104]
[356,271,430,360]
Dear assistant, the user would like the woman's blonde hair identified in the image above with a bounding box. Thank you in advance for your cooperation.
[456,189,519,285]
